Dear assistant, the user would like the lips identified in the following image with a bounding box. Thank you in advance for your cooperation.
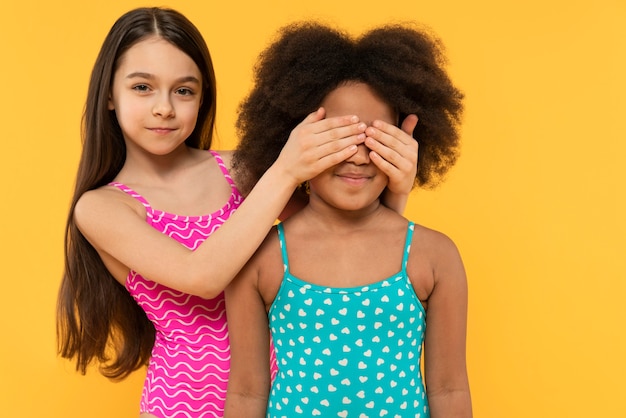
[335,171,374,186]
[335,171,373,180]
[148,127,176,134]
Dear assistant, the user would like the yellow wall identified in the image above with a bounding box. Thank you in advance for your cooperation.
[1,0,624,416]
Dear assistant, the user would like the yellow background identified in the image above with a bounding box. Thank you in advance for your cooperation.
[1,0,624,417]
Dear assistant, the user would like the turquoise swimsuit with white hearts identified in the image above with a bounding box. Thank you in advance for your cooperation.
[267,221,429,418]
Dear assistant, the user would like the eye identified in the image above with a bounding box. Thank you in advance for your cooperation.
[175,87,194,96]
[132,84,150,93]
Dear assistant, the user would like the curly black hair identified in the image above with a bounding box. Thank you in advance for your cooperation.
[233,21,464,195]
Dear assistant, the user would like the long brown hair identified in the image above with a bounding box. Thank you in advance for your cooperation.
[57,7,217,380]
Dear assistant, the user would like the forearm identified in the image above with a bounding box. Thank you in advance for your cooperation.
[187,163,298,297]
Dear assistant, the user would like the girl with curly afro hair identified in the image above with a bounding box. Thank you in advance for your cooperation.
[232,21,463,196]
[225,21,471,418]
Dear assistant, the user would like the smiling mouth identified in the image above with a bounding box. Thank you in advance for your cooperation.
[337,172,372,179]
[336,173,373,186]
[148,127,175,134]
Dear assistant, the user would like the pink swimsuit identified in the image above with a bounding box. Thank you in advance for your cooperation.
[110,151,240,418]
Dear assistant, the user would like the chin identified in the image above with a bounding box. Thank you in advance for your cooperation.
[336,199,380,213]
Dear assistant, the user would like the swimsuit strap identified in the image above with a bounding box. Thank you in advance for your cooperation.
[278,221,414,275]
[277,223,290,275]
[108,150,232,210]
[209,150,237,189]
[108,182,152,211]
[401,221,416,272]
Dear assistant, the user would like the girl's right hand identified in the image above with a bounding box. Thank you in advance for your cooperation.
[275,107,367,186]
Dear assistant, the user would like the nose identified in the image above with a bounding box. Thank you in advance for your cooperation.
[152,93,175,118]
[345,143,371,165]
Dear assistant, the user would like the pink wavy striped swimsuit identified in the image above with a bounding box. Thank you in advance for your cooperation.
[110,151,240,418]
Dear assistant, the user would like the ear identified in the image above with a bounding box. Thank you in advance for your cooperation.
[108,94,115,111]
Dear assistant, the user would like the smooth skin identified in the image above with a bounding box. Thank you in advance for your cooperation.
[225,82,471,418]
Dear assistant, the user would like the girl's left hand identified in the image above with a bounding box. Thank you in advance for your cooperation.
[365,114,419,195]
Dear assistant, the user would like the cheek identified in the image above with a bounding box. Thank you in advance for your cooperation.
[179,101,202,124]
[112,101,140,125]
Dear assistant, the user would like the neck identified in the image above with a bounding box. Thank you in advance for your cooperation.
[301,197,387,233]
[117,143,198,185]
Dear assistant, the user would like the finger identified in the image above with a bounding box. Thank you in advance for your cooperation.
[320,122,367,143]
[315,143,359,170]
[369,150,400,176]
[370,115,417,147]
[365,133,417,168]
[313,114,364,136]
[400,114,418,136]
[290,110,361,152]
[301,107,326,125]
[296,141,359,180]
[313,131,366,160]
[302,118,366,151]
[368,145,413,176]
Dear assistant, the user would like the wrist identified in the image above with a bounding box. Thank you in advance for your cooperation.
[264,161,302,191]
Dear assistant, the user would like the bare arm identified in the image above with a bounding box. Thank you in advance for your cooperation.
[223,239,274,418]
[423,233,472,418]
[75,109,365,298]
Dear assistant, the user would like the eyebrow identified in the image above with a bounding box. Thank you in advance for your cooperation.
[125,72,201,84]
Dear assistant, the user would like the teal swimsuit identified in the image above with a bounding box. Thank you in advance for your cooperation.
[267,221,429,418]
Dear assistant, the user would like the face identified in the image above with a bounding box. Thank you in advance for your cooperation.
[108,36,203,157]
[309,82,397,212]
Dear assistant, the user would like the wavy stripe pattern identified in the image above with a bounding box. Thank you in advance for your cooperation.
[109,152,258,418]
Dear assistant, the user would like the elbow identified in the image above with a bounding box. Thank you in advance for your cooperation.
[196,280,223,300]
[188,268,229,300]
[198,288,222,300]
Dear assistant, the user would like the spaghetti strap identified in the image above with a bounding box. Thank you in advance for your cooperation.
[401,221,415,271]
[276,223,290,274]
[209,151,237,189]
[108,182,152,210]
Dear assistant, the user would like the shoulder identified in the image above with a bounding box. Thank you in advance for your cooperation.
[411,223,460,256]
[407,222,466,304]
[231,225,283,301]
[410,223,465,277]
[253,225,282,264]
[74,186,144,232]
[76,185,140,211]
